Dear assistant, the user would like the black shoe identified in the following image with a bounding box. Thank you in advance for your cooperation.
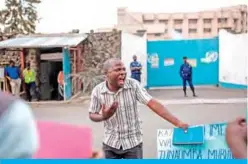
[193,94,197,97]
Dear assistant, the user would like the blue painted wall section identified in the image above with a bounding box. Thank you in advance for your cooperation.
[219,82,247,89]
[157,123,233,159]
[62,48,72,100]
[147,38,219,88]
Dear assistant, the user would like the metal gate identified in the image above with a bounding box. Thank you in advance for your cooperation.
[147,38,219,88]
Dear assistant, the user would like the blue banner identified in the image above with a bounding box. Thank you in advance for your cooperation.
[157,123,232,159]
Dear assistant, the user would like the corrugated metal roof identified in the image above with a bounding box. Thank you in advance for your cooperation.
[0,33,88,49]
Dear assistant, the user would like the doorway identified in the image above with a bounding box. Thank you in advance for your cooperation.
[39,48,63,100]
[39,60,62,100]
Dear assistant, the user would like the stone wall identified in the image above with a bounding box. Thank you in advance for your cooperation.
[0,34,20,67]
[69,30,122,94]
[81,30,122,74]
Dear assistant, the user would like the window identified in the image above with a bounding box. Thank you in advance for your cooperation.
[188,19,198,24]
[154,33,162,37]
[218,18,228,23]
[143,20,154,24]
[188,28,197,33]
[223,28,232,32]
[203,19,212,24]
[159,20,168,24]
[164,29,168,34]
[234,19,238,24]
[174,19,183,25]
[175,29,182,33]
[204,28,211,33]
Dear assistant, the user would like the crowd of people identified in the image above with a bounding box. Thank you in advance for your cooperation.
[0,56,246,159]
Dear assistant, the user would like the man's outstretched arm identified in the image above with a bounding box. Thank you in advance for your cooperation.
[135,81,188,129]
[147,99,188,129]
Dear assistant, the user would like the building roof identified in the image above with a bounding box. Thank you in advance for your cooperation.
[0,33,88,49]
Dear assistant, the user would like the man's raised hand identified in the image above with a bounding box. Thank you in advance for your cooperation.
[102,102,118,120]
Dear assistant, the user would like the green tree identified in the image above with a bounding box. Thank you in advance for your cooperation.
[2,0,40,34]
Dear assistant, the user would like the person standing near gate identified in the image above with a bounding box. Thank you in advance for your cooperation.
[5,60,22,96]
[130,55,142,82]
[23,63,38,102]
[179,56,197,97]
[89,58,188,159]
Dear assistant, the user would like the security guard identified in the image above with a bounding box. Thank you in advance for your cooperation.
[130,55,142,82]
[179,56,197,97]
[23,63,37,102]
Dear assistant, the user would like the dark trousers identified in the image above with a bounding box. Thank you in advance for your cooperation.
[131,74,141,82]
[182,78,195,95]
[25,82,37,102]
[103,143,143,159]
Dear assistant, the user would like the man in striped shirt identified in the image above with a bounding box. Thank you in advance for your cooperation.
[89,58,188,159]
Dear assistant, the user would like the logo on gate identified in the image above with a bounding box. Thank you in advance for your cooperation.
[201,51,218,63]
[147,53,159,68]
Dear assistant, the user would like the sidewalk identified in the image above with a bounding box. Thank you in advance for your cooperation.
[148,87,247,100]
[157,97,247,105]
[28,88,247,106]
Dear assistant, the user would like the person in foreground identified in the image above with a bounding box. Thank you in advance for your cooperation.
[0,91,39,158]
[226,117,247,159]
[89,58,189,159]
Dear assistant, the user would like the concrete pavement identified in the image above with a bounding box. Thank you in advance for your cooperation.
[31,88,247,158]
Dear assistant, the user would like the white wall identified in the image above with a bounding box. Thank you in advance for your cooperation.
[121,32,147,87]
[219,30,248,86]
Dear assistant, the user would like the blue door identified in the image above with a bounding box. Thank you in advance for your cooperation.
[63,48,72,100]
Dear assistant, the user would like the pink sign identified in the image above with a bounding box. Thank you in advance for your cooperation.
[34,121,92,159]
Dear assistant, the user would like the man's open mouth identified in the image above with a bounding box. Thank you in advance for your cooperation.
[118,77,125,85]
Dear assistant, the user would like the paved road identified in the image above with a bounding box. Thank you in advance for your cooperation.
[148,88,247,100]
[32,102,246,158]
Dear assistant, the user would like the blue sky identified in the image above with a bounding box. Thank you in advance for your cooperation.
[0,0,247,33]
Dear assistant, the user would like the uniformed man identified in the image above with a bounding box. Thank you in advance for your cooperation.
[130,55,142,82]
[179,56,196,97]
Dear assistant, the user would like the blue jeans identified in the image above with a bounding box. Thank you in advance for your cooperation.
[0,99,39,158]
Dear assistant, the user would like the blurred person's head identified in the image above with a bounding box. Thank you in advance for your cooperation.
[9,60,15,67]
[133,55,137,61]
[26,63,30,70]
[183,56,188,63]
[0,91,39,158]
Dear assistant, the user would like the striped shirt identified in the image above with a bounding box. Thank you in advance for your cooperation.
[89,78,152,150]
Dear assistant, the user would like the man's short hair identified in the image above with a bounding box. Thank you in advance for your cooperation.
[9,60,15,64]
[103,58,121,74]
[183,56,187,60]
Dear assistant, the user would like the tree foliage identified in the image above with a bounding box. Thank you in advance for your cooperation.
[0,0,41,34]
